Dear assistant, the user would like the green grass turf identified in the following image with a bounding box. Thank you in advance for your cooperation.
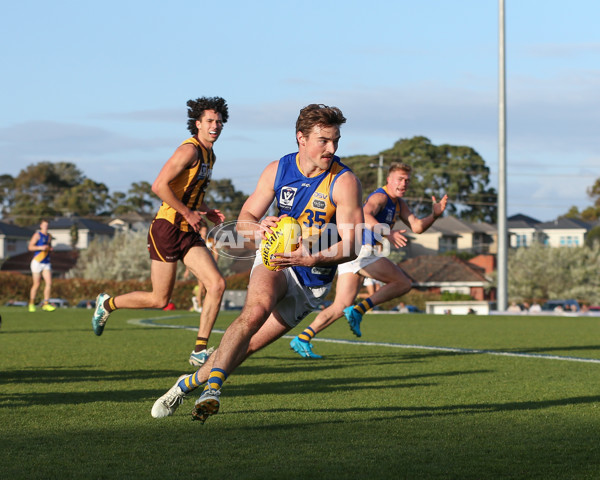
[0,307,599,479]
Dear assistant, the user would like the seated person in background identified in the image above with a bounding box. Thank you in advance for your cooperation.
[529,302,542,313]
[507,302,522,313]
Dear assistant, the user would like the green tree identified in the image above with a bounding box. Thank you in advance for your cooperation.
[0,174,15,216]
[562,177,600,221]
[585,225,600,248]
[69,230,152,281]
[204,178,249,222]
[105,191,131,215]
[507,243,600,304]
[126,181,160,213]
[54,178,110,217]
[10,162,109,225]
[70,223,79,249]
[342,136,497,223]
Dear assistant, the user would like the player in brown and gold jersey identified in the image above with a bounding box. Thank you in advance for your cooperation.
[92,97,228,366]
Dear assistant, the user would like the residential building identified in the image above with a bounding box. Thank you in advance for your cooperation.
[399,255,494,301]
[395,216,497,258]
[108,212,153,232]
[507,214,593,248]
[0,221,34,260]
[536,217,590,247]
[44,217,115,250]
[507,214,541,248]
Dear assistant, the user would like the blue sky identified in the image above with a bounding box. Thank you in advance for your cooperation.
[1,0,598,222]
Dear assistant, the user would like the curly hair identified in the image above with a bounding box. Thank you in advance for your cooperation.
[187,97,229,135]
[295,104,346,142]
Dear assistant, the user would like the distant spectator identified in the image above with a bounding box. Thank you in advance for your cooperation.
[529,302,542,313]
[507,302,521,313]
[396,302,409,314]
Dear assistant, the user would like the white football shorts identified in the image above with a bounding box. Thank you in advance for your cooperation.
[364,277,385,287]
[337,244,381,275]
[251,251,331,328]
[30,260,51,274]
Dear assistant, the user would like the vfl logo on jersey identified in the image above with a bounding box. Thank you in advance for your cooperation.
[312,199,326,209]
[385,210,394,223]
[197,164,212,181]
[279,187,297,209]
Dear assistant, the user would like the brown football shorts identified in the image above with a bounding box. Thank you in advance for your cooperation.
[147,219,206,262]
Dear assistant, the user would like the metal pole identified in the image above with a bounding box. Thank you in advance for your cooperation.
[497,0,508,311]
[378,155,384,187]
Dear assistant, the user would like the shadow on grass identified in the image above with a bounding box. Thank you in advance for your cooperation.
[219,394,600,428]
[501,344,600,354]
[0,363,491,408]
[0,367,186,384]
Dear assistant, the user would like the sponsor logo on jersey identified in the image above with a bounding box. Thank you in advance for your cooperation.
[279,187,297,209]
[312,199,326,209]
[197,164,211,180]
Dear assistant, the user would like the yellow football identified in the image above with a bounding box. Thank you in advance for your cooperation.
[260,217,301,270]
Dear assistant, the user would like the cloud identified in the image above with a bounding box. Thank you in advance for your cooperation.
[0,121,170,156]
[525,42,600,58]
[93,107,183,123]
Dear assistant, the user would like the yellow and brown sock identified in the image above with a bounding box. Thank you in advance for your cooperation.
[103,297,117,313]
[194,337,208,353]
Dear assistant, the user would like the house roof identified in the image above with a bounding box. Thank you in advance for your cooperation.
[0,221,34,237]
[110,211,155,223]
[507,219,538,229]
[395,216,496,237]
[537,217,592,231]
[1,249,79,275]
[508,213,541,224]
[32,217,115,234]
[399,255,489,284]
[394,219,459,237]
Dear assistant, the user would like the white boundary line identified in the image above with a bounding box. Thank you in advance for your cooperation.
[127,315,600,365]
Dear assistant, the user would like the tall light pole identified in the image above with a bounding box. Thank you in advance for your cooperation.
[497,0,508,311]
[369,155,385,188]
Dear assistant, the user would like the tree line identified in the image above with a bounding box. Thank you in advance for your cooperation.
[0,162,248,226]
[2,135,598,227]
[1,136,502,225]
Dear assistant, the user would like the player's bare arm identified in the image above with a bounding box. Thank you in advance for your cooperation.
[364,193,408,248]
[198,201,225,225]
[236,161,279,243]
[28,232,40,251]
[400,194,448,234]
[152,143,205,232]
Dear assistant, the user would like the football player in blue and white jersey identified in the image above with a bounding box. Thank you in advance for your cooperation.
[290,162,448,358]
[151,104,365,421]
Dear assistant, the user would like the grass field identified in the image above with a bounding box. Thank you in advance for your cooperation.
[1,306,599,479]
